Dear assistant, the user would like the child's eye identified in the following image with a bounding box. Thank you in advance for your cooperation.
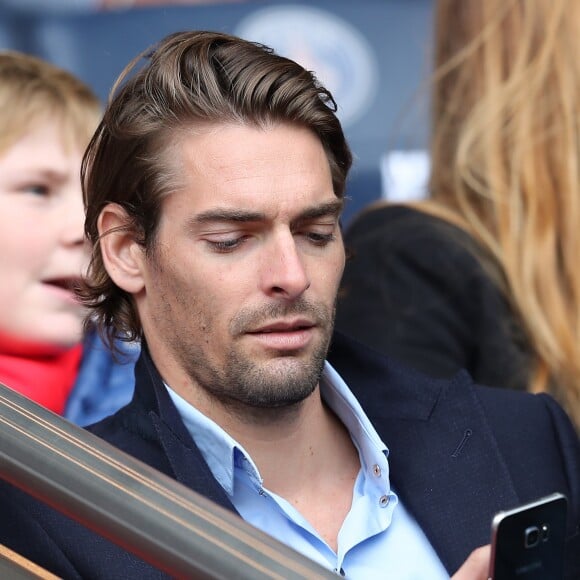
[23,183,50,196]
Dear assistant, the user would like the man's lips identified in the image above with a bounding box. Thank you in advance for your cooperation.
[245,319,316,350]
[247,319,315,334]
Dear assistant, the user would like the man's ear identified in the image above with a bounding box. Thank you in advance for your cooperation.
[98,203,146,294]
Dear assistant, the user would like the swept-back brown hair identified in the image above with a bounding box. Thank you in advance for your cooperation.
[0,50,100,156]
[80,30,352,349]
[426,0,580,427]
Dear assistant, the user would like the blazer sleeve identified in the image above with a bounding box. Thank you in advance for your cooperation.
[0,484,83,579]
[543,395,580,580]
[476,387,580,579]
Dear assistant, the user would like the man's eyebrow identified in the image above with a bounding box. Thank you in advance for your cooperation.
[189,199,344,226]
[293,199,345,222]
[191,209,266,225]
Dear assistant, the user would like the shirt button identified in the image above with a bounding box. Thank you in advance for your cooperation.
[372,464,381,477]
[334,568,346,577]
[379,494,390,508]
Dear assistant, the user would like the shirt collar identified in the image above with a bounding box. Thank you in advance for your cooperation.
[165,360,390,496]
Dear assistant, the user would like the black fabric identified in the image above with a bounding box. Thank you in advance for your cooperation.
[0,333,578,579]
[337,204,532,390]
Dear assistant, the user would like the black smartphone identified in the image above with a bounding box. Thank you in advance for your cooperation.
[489,492,567,580]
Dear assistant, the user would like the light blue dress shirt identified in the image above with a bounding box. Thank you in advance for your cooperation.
[167,362,450,579]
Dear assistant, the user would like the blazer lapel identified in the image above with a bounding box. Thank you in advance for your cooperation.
[328,332,520,575]
[133,346,236,513]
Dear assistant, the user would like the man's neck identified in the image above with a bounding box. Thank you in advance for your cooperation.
[227,389,355,487]
[221,388,361,551]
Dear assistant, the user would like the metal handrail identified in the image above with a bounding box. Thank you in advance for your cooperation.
[0,382,334,579]
[0,544,59,579]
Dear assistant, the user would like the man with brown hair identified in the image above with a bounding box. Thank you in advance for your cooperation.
[0,31,578,579]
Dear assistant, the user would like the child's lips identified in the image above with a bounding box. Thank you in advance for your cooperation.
[44,277,79,291]
[42,277,82,304]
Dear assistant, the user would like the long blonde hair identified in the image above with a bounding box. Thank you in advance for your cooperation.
[425,0,580,428]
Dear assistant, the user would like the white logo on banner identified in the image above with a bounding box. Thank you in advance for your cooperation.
[236,4,379,128]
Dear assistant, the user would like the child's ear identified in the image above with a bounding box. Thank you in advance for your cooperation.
[98,203,146,294]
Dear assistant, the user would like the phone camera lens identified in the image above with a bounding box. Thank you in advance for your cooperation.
[524,526,541,548]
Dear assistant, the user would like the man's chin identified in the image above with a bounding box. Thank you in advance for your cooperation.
[234,378,318,411]
[219,333,330,409]
[259,351,322,374]
[245,357,324,400]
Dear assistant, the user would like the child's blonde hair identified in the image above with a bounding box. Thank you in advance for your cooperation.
[0,51,101,156]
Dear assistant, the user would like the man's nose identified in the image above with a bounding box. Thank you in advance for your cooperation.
[261,232,311,300]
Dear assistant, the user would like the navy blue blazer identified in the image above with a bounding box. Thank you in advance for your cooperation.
[0,332,579,579]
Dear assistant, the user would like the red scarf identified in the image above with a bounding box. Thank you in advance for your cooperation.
[0,332,83,415]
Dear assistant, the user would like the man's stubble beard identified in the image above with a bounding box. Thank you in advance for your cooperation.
[173,298,336,423]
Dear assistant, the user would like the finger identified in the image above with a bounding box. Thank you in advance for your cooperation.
[451,545,491,580]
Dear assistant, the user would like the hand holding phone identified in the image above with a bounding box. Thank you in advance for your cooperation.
[489,492,567,580]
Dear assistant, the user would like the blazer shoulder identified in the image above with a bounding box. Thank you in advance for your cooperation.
[87,404,173,476]
[475,387,580,530]
[474,387,579,450]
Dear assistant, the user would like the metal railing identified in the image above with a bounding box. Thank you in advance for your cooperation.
[0,543,59,579]
[0,382,335,579]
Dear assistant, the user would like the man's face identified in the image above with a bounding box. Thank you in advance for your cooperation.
[134,123,345,417]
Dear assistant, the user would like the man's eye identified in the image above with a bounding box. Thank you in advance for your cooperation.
[306,232,335,246]
[206,237,245,253]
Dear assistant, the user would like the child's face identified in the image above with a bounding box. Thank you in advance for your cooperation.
[0,118,89,349]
